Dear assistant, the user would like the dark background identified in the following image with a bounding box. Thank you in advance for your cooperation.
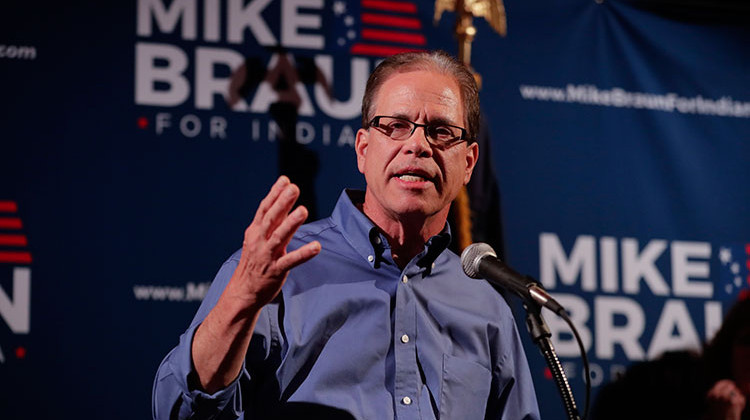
[1,0,748,418]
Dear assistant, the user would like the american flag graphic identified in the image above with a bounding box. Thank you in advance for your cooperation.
[332,0,427,57]
[718,244,750,300]
[0,201,31,265]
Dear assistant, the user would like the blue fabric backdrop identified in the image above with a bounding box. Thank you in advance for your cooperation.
[1,1,748,418]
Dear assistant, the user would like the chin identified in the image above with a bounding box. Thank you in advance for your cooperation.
[389,201,429,215]
[366,185,451,220]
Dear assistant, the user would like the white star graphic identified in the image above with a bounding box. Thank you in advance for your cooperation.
[333,1,346,16]
[731,262,740,274]
[344,15,355,26]
[719,247,732,265]
[347,29,356,39]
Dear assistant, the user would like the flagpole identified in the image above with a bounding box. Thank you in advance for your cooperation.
[434,0,507,252]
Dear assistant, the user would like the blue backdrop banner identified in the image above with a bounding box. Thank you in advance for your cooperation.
[1,1,748,418]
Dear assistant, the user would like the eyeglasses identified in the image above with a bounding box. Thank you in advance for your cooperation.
[368,116,471,146]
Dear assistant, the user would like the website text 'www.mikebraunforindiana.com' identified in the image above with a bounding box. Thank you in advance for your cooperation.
[133,282,210,302]
[519,83,750,118]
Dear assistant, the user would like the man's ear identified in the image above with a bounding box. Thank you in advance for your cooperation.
[355,128,369,174]
[463,141,479,185]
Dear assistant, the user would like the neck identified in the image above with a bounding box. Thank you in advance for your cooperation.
[360,194,448,268]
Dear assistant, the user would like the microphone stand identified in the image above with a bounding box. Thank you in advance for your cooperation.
[461,242,589,419]
[523,297,581,420]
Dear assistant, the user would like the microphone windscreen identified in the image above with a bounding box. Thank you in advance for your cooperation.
[460,242,496,279]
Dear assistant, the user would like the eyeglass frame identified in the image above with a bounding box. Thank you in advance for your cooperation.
[367,115,474,146]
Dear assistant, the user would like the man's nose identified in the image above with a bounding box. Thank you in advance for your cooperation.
[402,126,433,157]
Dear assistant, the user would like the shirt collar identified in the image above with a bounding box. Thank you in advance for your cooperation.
[330,189,453,269]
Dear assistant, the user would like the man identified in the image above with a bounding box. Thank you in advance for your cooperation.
[153,50,540,420]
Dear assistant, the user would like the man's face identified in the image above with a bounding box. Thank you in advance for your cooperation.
[355,69,478,222]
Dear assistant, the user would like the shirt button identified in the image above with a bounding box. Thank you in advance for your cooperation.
[402,275,408,283]
[374,236,382,244]
[400,334,409,343]
[367,255,374,262]
[431,262,436,269]
[402,396,412,405]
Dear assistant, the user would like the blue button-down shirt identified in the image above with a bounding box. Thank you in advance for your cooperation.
[153,190,540,420]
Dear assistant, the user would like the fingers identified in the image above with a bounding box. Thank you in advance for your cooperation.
[225,177,319,309]
[243,177,314,267]
[705,381,747,420]
[261,183,302,240]
[708,379,730,398]
[248,176,303,246]
[265,205,320,273]
[253,176,291,224]
[707,379,746,406]
[278,240,322,271]
[267,205,307,249]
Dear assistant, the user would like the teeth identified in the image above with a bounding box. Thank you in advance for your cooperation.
[398,174,427,182]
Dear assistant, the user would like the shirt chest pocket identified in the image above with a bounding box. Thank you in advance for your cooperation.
[439,354,492,419]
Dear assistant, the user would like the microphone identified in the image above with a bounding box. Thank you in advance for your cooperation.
[461,243,565,316]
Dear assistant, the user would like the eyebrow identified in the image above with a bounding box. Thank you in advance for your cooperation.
[390,114,456,126]
[427,117,455,126]
[390,112,413,121]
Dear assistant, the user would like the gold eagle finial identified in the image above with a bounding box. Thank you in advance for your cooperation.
[434,0,507,38]
[433,0,507,88]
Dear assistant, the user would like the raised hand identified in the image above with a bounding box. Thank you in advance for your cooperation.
[704,379,746,420]
[192,176,321,393]
[228,176,321,309]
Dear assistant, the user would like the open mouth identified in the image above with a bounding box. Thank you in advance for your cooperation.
[393,168,436,184]
[396,173,431,182]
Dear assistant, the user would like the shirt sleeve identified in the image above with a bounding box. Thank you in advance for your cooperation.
[151,251,275,420]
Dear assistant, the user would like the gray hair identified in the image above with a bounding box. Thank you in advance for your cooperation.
[361,50,480,142]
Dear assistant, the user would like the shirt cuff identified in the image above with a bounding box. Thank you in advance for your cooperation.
[170,322,246,417]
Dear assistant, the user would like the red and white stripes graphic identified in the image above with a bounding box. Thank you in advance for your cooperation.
[351,0,426,56]
[0,201,31,265]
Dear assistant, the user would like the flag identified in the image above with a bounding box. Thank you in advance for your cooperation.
[0,201,31,265]
[332,0,427,57]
